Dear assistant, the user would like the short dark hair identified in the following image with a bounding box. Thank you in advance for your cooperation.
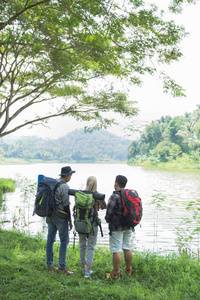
[115,175,127,188]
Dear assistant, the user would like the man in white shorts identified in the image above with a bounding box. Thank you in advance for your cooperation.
[105,175,133,279]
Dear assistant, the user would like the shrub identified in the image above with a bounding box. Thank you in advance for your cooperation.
[0,178,15,193]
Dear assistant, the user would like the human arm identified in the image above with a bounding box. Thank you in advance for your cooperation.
[59,183,70,206]
[96,199,107,210]
[69,218,73,230]
[63,205,72,229]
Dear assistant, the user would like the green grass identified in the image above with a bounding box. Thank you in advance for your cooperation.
[0,229,200,300]
[130,154,200,170]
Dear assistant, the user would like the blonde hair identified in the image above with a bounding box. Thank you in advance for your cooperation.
[85,176,97,192]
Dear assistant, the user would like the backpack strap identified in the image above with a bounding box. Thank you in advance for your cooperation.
[53,179,70,219]
[113,190,121,195]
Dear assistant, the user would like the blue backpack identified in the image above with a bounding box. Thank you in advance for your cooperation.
[33,176,65,218]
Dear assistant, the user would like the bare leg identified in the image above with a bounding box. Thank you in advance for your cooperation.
[113,252,121,272]
[123,249,132,269]
[123,249,132,275]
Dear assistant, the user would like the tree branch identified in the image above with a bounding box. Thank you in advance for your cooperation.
[0,0,51,31]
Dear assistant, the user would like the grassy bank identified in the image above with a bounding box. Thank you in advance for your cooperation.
[0,230,200,300]
[129,154,200,170]
[0,158,126,165]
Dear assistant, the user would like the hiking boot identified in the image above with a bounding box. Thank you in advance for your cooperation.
[84,270,93,278]
[47,265,58,271]
[125,266,132,276]
[105,271,120,279]
[57,267,74,275]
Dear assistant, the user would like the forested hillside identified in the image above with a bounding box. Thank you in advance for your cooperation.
[127,106,200,168]
[0,129,130,163]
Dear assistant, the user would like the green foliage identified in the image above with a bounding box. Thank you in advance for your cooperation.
[0,0,190,137]
[166,116,189,152]
[150,141,182,162]
[0,129,130,163]
[127,140,141,160]
[140,121,165,153]
[150,190,167,249]
[175,197,200,257]
[0,178,15,193]
[127,106,200,168]
[134,152,200,169]
[0,229,200,300]
[169,0,198,13]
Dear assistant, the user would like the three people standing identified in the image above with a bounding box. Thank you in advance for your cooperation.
[45,166,136,279]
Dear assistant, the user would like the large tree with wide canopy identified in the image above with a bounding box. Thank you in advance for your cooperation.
[0,0,196,137]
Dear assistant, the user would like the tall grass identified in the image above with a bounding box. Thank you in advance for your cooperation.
[1,178,200,299]
[0,229,200,300]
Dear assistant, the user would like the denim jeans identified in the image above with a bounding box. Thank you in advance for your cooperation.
[46,215,69,269]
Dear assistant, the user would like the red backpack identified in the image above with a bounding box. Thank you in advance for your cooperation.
[117,189,142,228]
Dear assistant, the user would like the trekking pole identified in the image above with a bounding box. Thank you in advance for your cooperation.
[99,224,103,237]
[97,218,103,237]
[73,228,76,249]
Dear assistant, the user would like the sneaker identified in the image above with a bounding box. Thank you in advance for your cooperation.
[84,270,93,278]
[57,267,74,275]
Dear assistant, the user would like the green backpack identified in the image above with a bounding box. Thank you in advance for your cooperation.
[74,191,95,234]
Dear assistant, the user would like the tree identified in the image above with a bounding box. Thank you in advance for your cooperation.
[0,0,191,137]
[140,121,165,153]
[168,0,198,13]
[127,140,141,161]
[165,116,190,152]
[176,119,200,158]
[150,141,182,162]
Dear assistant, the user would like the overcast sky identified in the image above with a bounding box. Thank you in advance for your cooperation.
[11,1,200,140]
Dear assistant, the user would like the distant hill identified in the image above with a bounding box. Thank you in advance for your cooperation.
[0,129,130,163]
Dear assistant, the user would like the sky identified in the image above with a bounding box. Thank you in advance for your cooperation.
[11,1,200,141]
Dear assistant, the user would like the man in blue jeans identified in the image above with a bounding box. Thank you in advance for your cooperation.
[46,166,75,275]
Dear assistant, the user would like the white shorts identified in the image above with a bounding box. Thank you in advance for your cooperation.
[109,229,132,253]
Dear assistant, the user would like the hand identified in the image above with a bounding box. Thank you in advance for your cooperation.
[69,220,73,231]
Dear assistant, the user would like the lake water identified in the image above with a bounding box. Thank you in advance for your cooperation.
[1,163,200,255]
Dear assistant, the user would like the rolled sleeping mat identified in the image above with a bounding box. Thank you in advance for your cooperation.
[37,174,44,186]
